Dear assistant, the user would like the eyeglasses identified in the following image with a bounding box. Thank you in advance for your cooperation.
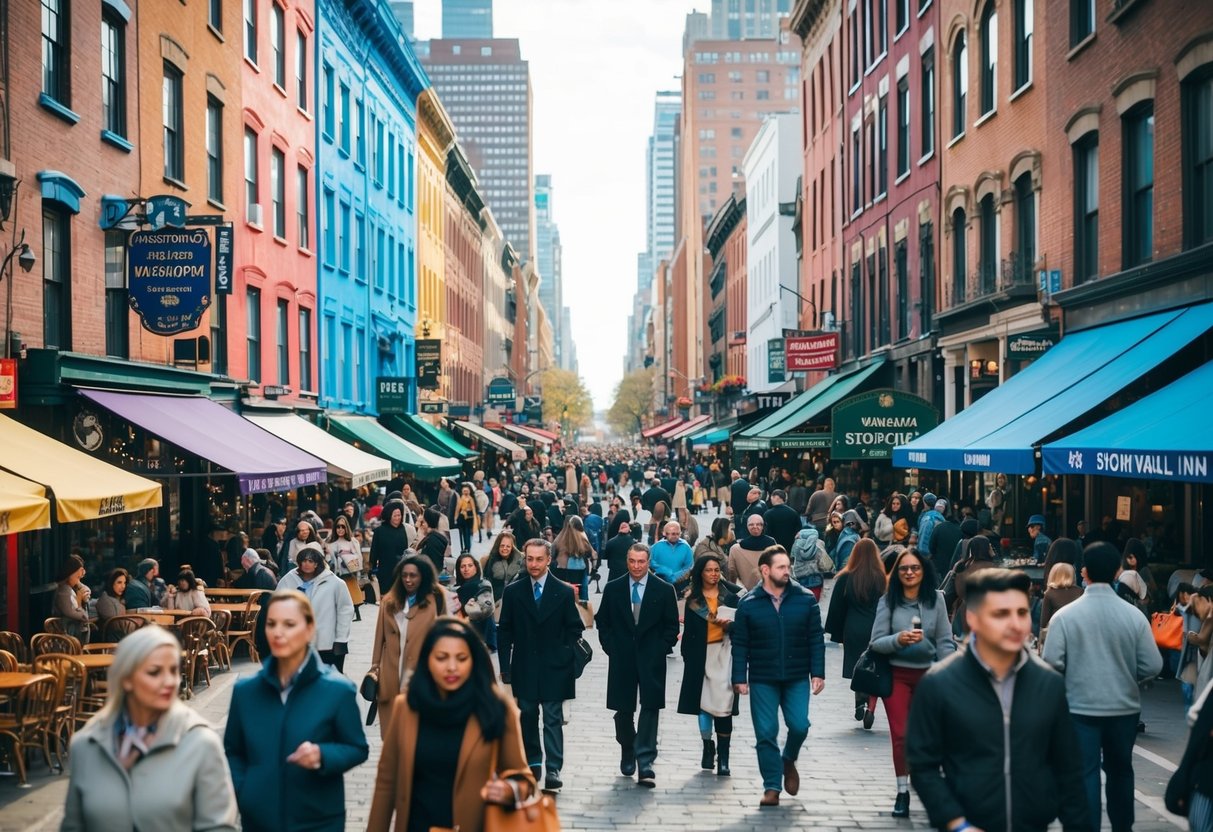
[897,565,923,574]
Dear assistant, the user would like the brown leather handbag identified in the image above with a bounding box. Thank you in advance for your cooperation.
[484,744,561,832]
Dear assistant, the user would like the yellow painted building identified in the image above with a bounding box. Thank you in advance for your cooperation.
[416,89,454,399]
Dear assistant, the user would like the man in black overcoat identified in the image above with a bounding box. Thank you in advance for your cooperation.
[595,541,680,787]
[498,538,585,793]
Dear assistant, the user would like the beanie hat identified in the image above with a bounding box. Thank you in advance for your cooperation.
[960,518,981,537]
[934,498,949,514]
[923,492,938,508]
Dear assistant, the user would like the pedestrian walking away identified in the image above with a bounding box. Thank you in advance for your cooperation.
[730,545,826,807]
[824,538,888,728]
[497,537,585,792]
[596,541,680,788]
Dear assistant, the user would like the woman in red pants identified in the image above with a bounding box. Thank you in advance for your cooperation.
[868,547,956,819]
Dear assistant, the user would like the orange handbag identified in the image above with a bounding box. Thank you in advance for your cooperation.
[1151,611,1185,651]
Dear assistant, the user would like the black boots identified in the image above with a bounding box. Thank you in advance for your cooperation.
[701,738,715,770]
[716,735,731,776]
[892,791,910,818]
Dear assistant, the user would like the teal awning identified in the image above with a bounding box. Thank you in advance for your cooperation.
[894,302,1213,473]
[733,361,885,450]
[382,414,477,460]
[326,414,462,478]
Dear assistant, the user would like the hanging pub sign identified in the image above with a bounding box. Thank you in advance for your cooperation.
[1006,327,1059,361]
[785,332,839,371]
[487,376,517,407]
[127,228,212,335]
[416,339,442,390]
[144,194,189,230]
[214,225,233,294]
[767,338,785,384]
[831,389,939,460]
[0,358,15,410]
[376,377,411,414]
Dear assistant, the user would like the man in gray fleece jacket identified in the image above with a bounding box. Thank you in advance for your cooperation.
[1042,542,1162,832]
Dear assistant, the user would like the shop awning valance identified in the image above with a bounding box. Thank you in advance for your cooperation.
[662,414,713,441]
[382,414,477,460]
[500,423,553,447]
[523,425,559,442]
[1042,360,1213,484]
[0,413,162,522]
[80,390,327,495]
[452,421,528,461]
[243,412,391,488]
[893,303,1213,473]
[0,470,51,533]
[641,417,683,439]
[734,361,884,450]
[327,415,462,477]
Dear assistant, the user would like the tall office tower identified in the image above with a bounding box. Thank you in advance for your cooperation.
[423,39,535,262]
[389,1,415,38]
[683,10,711,53]
[443,0,494,38]
[534,174,564,367]
[710,0,793,39]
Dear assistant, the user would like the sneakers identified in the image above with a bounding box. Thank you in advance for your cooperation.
[544,770,563,792]
[892,791,910,818]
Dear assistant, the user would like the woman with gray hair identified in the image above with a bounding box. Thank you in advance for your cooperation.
[61,626,238,831]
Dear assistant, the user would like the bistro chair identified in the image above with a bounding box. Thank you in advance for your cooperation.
[177,617,216,699]
[0,650,17,673]
[227,592,265,664]
[30,633,81,659]
[42,618,73,636]
[31,653,87,769]
[208,609,232,672]
[102,614,149,643]
[0,632,28,666]
[0,675,58,786]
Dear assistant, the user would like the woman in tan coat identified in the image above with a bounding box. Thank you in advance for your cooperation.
[368,555,445,737]
[368,618,536,832]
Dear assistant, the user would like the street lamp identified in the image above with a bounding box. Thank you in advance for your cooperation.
[2,228,36,359]
[779,284,818,328]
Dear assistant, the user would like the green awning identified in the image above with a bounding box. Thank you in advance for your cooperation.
[383,414,477,460]
[326,414,463,478]
[735,361,885,450]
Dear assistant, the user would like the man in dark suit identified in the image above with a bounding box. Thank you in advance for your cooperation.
[596,542,680,787]
[497,537,585,793]
[603,521,637,582]
[763,489,803,553]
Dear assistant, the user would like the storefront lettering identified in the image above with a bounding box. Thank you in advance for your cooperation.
[845,431,920,446]
[963,453,992,467]
[98,496,126,516]
[859,416,918,428]
[907,452,927,464]
[1096,452,1208,479]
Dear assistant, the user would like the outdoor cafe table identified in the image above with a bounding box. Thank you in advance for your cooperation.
[83,642,118,654]
[0,672,51,692]
[77,654,114,672]
[203,588,260,601]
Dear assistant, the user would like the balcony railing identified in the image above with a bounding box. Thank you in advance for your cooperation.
[953,252,1037,306]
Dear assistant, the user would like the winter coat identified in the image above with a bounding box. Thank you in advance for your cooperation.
[677,589,741,715]
[833,526,860,569]
[596,573,680,711]
[763,503,803,553]
[731,581,826,684]
[224,649,369,832]
[727,535,776,590]
[693,536,729,563]
[870,591,957,669]
[63,703,237,832]
[603,534,636,583]
[824,572,881,678]
[277,568,354,652]
[370,511,409,581]
[497,573,584,702]
[917,509,944,553]
[484,550,524,600]
[929,519,963,576]
[790,527,830,588]
[369,591,443,731]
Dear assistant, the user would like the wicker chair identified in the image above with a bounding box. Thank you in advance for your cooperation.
[227,591,265,664]
[0,632,27,666]
[177,616,216,699]
[42,618,71,635]
[31,653,87,769]
[208,609,232,671]
[30,633,81,658]
[102,614,149,643]
[0,650,16,672]
[0,676,58,785]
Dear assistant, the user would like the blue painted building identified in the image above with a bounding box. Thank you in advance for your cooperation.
[315,0,426,414]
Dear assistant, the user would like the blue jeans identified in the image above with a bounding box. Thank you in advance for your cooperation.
[749,679,810,792]
[1071,712,1138,832]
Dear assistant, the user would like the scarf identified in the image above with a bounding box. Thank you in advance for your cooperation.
[115,710,159,770]
[409,673,477,728]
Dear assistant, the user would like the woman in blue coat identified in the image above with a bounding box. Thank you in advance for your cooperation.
[224,589,369,832]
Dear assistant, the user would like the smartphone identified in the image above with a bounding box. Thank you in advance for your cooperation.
[911,615,922,630]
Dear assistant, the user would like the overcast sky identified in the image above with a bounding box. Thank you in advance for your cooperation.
[413,0,696,411]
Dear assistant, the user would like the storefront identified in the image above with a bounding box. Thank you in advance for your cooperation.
[381,414,477,463]
[451,420,528,467]
[324,414,463,492]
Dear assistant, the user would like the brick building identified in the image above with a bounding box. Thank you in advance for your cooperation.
[443,145,486,411]
[725,203,749,379]
[704,194,746,383]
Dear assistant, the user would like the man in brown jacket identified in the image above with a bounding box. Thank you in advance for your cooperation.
[728,515,777,591]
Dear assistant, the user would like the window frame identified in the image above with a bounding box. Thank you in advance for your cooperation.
[299,307,312,392]
[922,48,936,157]
[104,231,128,359]
[244,128,260,223]
[1013,0,1033,91]
[1122,102,1154,268]
[271,3,286,88]
[952,34,967,139]
[295,30,308,110]
[1014,172,1037,278]
[897,76,911,177]
[162,62,185,182]
[1182,69,1213,249]
[246,286,262,383]
[276,298,290,386]
[951,207,967,304]
[244,0,258,65]
[979,4,997,116]
[206,96,224,204]
[41,0,71,106]
[1074,133,1100,283]
[270,146,286,238]
[42,203,72,351]
[1069,0,1094,49]
[296,165,310,250]
[101,11,126,138]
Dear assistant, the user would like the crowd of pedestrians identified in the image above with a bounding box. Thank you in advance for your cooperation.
[55,448,1213,832]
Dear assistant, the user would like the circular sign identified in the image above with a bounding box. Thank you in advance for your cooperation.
[73,410,104,452]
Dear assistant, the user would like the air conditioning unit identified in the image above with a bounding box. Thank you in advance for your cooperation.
[247,203,263,226]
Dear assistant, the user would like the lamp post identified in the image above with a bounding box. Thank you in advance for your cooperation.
[1,229,36,359]
[779,283,818,328]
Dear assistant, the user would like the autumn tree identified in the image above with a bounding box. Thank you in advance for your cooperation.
[539,368,593,435]
[607,368,655,436]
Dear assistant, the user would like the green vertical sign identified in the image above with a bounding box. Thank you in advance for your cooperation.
[767,338,785,384]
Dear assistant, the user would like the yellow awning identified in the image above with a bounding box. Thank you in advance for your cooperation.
[0,414,162,522]
[0,470,51,534]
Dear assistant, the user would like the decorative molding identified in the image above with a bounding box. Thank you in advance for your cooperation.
[1065,105,1102,144]
[1008,149,1042,190]
[160,34,190,70]
[1175,30,1213,81]
[1111,70,1158,115]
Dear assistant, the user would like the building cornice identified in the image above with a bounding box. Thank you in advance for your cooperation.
[418,89,456,154]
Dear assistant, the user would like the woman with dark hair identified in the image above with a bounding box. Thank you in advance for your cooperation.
[417,507,452,577]
[1118,546,1151,614]
[368,555,446,737]
[53,553,91,642]
[607,506,633,541]
[95,568,129,627]
[907,490,924,527]
[824,538,888,729]
[1040,537,1083,588]
[1124,537,1157,602]
[166,570,211,616]
[329,514,364,622]
[677,554,739,777]
[694,517,734,562]
[868,548,955,818]
[648,501,670,545]
[368,617,535,832]
[949,535,997,630]
[454,484,479,555]
[484,532,524,601]
[370,500,408,597]
[828,494,850,519]
[873,493,910,546]
[553,515,595,599]
[454,554,497,651]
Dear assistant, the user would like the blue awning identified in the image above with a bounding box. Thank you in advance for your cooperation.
[893,302,1213,472]
[1042,361,1213,483]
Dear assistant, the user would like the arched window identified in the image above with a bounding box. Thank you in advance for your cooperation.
[1122,102,1154,267]
[1013,0,1033,90]
[1074,133,1100,282]
[980,3,997,115]
[951,207,967,303]
[952,32,968,138]
[1014,173,1036,280]
[978,194,997,293]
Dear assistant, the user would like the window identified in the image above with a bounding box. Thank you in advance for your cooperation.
[340,323,352,400]
[209,0,222,31]
[244,128,259,220]
[897,77,911,176]
[271,147,285,237]
[271,4,285,87]
[850,261,863,357]
[246,287,261,382]
[852,125,862,214]
[162,63,184,181]
[877,0,887,57]
[867,253,878,352]
[1185,69,1213,247]
[978,194,996,293]
[1013,0,1033,90]
[276,299,290,385]
[212,294,227,374]
[980,4,997,115]
[41,0,70,104]
[1074,134,1099,282]
[101,12,126,137]
[1123,104,1154,267]
[43,204,71,351]
[206,97,223,203]
[878,94,888,197]
[104,231,127,358]
[849,11,860,88]
[244,0,257,63]
[922,48,935,156]
[295,31,307,108]
[864,0,874,67]
[919,222,935,333]
[896,0,909,34]
[339,84,351,152]
[895,241,909,338]
[1014,172,1036,278]
[951,208,966,303]
[878,247,890,345]
[1070,0,1093,48]
[322,63,334,137]
[323,188,335,265]
[299,307,312,391]
[952,34,967,138]
[355,99,365,166]
[296,166,310,248]
[339,203,350,271]
[355,213,365,279]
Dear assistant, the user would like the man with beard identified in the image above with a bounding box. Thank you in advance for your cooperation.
[728,514,778,591]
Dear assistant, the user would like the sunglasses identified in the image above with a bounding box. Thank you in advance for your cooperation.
[898,564,923,574]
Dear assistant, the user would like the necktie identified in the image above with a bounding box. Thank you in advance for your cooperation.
[534,581,542,603]
[632,581,642,624]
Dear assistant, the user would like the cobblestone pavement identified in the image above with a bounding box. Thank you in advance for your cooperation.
[1,508,1190,830]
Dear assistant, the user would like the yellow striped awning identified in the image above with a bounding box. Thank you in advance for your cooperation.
[0,470,51,534]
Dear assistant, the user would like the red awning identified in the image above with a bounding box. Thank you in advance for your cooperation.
[524,425,560,442]
[662,414,712,441]
[641,417,684,439]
